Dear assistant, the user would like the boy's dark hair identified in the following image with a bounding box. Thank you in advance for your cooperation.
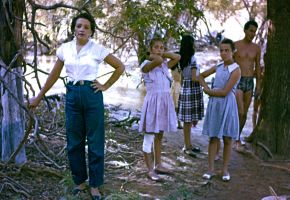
[179,35,195,71]
[244,20,258,30]
[71,12,96,37]
[220,38,235,51]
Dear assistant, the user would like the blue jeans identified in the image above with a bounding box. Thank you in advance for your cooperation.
[65,82,104,187]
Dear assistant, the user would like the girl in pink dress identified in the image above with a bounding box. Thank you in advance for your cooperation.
[139,38,180,181]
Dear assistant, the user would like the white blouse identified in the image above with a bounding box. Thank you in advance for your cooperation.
[56,38,110,84]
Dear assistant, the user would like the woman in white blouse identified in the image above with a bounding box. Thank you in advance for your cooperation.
[29,13,125,199]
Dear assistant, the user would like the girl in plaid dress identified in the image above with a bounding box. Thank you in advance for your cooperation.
[139,38,180,181]
[178,35,204,157]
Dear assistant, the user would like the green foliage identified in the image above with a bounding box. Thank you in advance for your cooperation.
[85,0,203,63]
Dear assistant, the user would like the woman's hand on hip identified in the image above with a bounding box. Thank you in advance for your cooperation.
[91,80,107,92]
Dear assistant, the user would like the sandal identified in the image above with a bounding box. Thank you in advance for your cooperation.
[147,171,162,182]
[202,173,215,180]
[222,173,231,182]
[90,187,102,200]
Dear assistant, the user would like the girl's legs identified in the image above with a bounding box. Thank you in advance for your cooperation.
[215,139,221,161]
[154,131,163,167]
[183,122,193,149]
[222,136,232,176]
[208,137,219,174]
[154,131,171,173]
[143,133,161,181]
[176,108,183,129]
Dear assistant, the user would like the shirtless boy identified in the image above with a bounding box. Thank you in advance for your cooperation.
[234,20,261,149]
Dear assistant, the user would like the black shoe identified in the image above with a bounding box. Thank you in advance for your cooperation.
[192,147,201,153]
[183,149,197,158]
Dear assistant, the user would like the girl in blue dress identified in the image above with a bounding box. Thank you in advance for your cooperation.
[199,39,241,181]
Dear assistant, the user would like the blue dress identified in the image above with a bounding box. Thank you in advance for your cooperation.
[202,62,240,140]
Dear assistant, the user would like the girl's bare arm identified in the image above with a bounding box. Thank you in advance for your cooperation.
[142,54,163,73]
[163,52,181,69]
[199,66,216,90]
[205,68,241,97]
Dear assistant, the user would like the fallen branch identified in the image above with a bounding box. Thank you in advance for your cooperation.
[260,163,290,173]
[1,182,30,198]
[257,141,273,158]
[0,173,31,198]
[33,143,66,170]
[20,162,64,178]
[269,186,279,200]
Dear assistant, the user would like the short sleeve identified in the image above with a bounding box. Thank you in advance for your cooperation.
[95,44,110,61]
[228,63,239,73]
[140,60,149,70]
[56,44,64,61]
[190,56,197,69]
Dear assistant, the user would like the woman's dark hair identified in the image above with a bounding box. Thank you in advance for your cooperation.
[220,38,235,51]
[179,35,195,70]
[244,20,258,30]
[71,12,96,37]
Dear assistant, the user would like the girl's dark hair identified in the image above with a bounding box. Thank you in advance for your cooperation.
[179,35,195,70]
[71,12,96,37]
[149,38,164,49]
[220,38,235,51]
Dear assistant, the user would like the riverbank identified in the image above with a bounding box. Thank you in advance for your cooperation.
[1,100,289,200]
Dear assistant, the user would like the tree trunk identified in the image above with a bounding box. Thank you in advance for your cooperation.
[252,0,290,160]
[0,0,26,164]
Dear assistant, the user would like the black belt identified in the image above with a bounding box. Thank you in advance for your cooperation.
[67,80,93,86]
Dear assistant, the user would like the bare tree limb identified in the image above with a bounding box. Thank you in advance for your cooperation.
[26,0,84,12]
[33,142,66,170]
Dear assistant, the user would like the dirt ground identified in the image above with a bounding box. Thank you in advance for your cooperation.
[0,104,290,200]
[162,128,290,200]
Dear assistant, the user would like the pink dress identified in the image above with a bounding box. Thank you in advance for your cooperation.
[139,60,177,133]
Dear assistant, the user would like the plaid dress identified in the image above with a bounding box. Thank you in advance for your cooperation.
[178,56,204,122]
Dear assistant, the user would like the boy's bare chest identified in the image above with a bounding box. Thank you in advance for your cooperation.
[236,45,257,60]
